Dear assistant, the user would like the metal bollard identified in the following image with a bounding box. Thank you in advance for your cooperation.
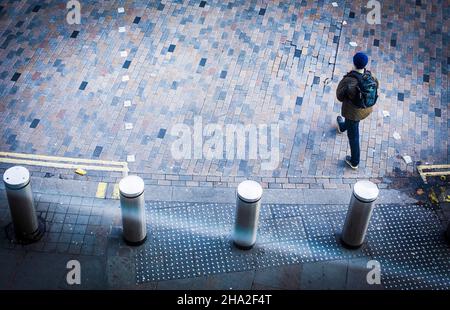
[233,180,263,250]
[3,166,44,243]
[119,175,147,246]
[341,180,379,248]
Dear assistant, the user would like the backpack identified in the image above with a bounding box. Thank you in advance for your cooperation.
[345,70,378,108]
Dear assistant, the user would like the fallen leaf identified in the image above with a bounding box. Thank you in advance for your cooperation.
[428,189,439,205]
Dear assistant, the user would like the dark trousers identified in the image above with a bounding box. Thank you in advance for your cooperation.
[338,118,360,166]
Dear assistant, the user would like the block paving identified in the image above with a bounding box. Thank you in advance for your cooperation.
[0,0,448,187]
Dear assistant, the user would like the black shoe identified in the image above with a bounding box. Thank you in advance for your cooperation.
[345,156,358,170]
[336,116,344,134]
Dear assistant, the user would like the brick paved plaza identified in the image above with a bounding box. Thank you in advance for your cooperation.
[0,0,448,185]
[0,0,449,292]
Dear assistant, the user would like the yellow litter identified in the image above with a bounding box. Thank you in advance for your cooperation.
[428,189,439,205]
[75,168,87,176]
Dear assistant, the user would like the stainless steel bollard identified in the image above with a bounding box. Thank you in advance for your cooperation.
[341,180,379,248]
[233,180,263,250]
[119,175,147,246]
[3,166,43,243]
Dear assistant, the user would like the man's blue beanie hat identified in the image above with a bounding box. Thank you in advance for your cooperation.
[353,52,369,69]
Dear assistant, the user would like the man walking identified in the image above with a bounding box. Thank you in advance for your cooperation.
[336,52,379,169]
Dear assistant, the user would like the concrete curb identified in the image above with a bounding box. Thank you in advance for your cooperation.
[0,176,418,206]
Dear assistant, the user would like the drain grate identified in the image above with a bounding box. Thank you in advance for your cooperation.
[135,202,450,289]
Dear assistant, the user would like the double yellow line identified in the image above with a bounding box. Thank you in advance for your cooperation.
[0,152,128,174]
[417,164,450,184]
[0,152,128,199]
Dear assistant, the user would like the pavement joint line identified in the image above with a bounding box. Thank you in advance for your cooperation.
[118,6,131,168]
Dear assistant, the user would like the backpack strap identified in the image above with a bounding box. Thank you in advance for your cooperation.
[344,71,365,107]
[346,70,365,86]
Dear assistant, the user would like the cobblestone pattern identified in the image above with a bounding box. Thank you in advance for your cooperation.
[0,1,448,181]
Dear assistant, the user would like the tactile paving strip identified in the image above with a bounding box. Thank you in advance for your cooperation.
[135,202,450,289]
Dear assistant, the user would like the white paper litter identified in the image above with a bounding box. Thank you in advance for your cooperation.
[349,41,358,47]
[393,132,401,140]
[120,50,128,57]
[118,26,126,33]
[118,7,125,13]
[124,100,131,107]
[402,155,412,164]
[122,75,129,82]
[126,155,135,163]
[125,123,133,130]
[382,110,390,117]
[342,20,347,25]
[332,2,338,7]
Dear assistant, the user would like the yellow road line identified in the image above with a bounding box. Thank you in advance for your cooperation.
[96,182,108,199]
[0,152,126,166]
[1,152,130,200]
[417,164,450,184]
[112,184,120,200]
[418,164,450,170]
[0,158,127,173]
[0,152,129,177]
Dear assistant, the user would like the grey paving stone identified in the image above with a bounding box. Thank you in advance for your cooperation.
[156,276,209,290]
[253,264,302,289]
[301,189,351,204]
[300,260,348,290]
[0,250,26,289]
[171,187,234,203]
[205,270,255,290]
